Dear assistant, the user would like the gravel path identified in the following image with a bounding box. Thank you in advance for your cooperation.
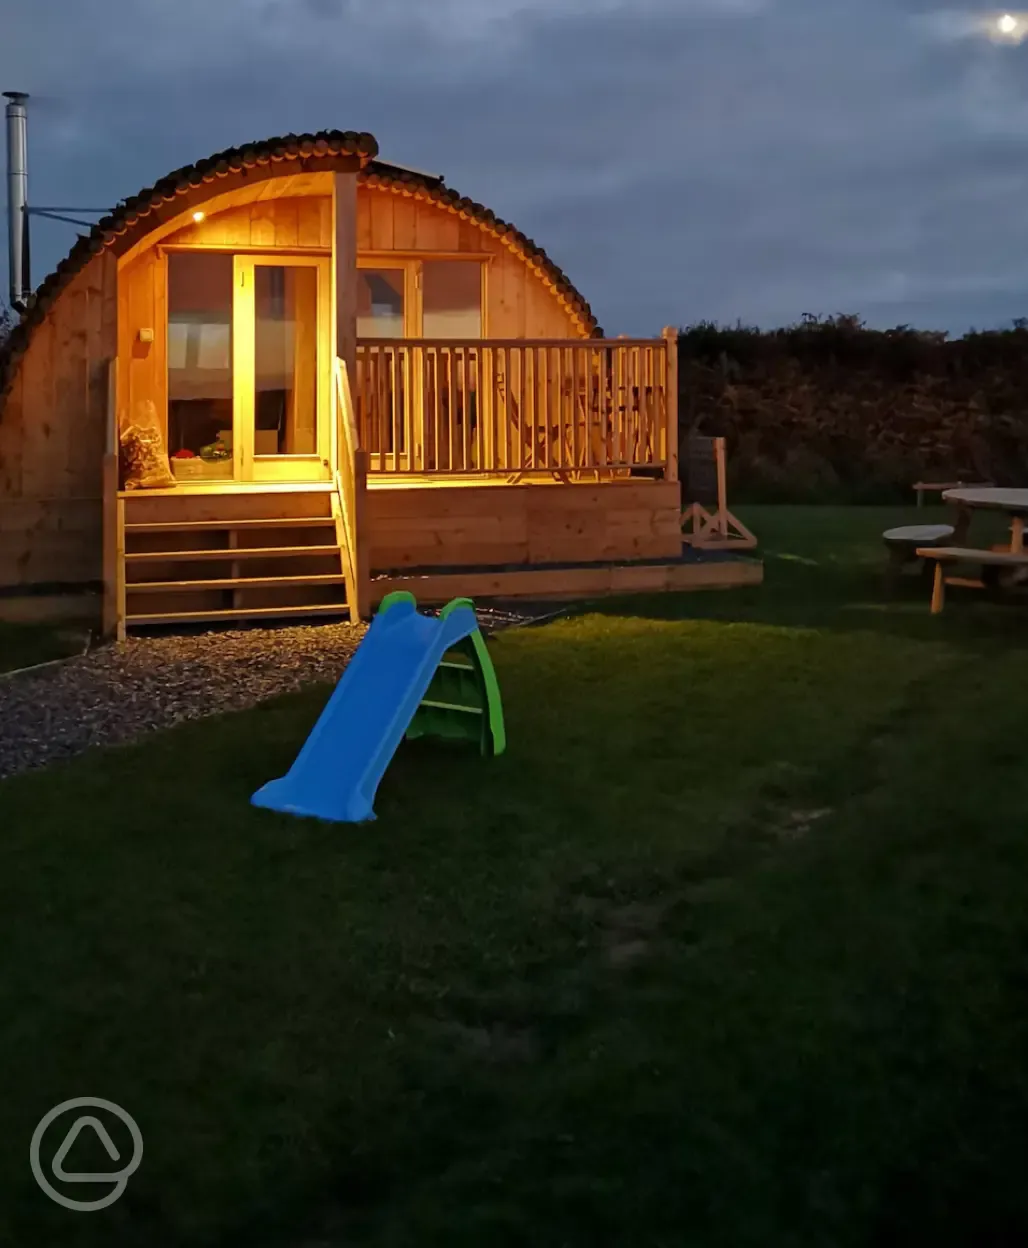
[0,601,571,783]
[0,622,366,781]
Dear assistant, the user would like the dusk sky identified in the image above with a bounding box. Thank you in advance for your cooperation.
[3,0,1028,336]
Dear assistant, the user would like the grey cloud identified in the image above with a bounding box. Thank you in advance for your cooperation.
[4,0,1028,333]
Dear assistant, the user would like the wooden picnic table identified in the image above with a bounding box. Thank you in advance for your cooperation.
[912,479,990,507]
[942,486,1028,552]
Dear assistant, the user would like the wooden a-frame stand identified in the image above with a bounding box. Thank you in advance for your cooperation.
[681,435,757,551]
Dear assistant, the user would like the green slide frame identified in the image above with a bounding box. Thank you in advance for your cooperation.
[376,592,506,756]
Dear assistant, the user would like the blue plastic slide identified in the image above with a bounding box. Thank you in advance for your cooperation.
[251,592,485,823]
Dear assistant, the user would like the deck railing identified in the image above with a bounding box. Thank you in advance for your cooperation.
[353,332,678,480]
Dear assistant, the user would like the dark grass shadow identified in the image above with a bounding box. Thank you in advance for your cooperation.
[574,553,1028,656]
[569,502,1028,652]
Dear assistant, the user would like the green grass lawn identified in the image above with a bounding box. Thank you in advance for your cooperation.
[4,505,1028,1246]
[0,621,86,673]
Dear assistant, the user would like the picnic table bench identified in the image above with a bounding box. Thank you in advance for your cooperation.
[904,487,1028,612]
[917,546,1028,613]
[882,523,954,588]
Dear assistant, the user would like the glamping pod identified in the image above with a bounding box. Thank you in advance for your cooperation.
[0,125,759,635]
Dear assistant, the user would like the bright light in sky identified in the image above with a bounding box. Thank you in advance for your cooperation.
[918,9,1028,43]
[992,10,1027,40]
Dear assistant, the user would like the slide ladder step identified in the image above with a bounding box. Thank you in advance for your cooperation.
[419,699,483,715]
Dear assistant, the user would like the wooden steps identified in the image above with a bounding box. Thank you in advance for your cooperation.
[126,517,337,534]
[126,545,340,564]
[119,487,352,631]
[128,574,347,594]
[127,603,351,627]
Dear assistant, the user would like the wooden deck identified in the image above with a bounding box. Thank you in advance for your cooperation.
[95,473,764,632]
[367,478,683,571]
[371,549,763,606]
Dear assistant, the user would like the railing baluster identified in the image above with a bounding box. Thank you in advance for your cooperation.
[409,345,418,472]
[542,348,551,471]
[378,347,387,471]
[459,348,469,471]
[488,346,494,474]
[446,348,456,472]
[501,346,509,471]
[598,345,609,469]
[556,346,564,471]
[559,347,567,472]
[630,346,639,466]
[389,347,399,472]
[571,345,579,471]
[516,346,525,471]
[527,347,536,470]
[430,347,439,472]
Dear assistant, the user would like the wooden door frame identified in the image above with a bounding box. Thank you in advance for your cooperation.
[233,253,332,483]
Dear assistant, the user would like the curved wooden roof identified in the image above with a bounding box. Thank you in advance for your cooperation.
[0,130,600,407]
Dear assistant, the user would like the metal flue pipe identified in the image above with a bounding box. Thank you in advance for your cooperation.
[4,91,30,310]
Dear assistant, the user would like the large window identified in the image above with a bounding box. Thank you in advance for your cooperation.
[167,252,234,473]
[422,260,482,338]
[357,269,405,338]
[357,259,484,337]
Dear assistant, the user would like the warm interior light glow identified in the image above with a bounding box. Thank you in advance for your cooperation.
[192,210,206,223]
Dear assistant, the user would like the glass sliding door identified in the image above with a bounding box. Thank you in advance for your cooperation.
[167,252,235,479]
[234,254,331,482]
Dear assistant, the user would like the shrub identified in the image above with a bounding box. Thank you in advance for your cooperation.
[676,314,1028,502]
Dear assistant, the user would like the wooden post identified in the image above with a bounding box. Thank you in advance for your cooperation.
[715,436,729,538]
[354,448,370,616]
[931,561,946,614]
[101,358,126,641]
[332,171,358,460]
[333,170,359,606]
[115,498,126,638]
[662,326,679,482]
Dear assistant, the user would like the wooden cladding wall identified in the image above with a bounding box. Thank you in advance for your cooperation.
[0,250,116,587]
[366,480,682,571]
[117,248,167,437]
[166,196,334,249]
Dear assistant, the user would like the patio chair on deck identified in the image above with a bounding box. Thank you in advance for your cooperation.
[681,434,757,550]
